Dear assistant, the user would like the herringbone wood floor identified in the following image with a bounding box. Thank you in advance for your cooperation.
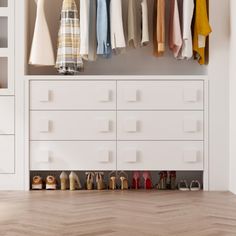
[0,191,236,236]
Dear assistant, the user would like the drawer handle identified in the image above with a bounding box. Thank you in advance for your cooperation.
[184,88,199,102]
[39,119,50,133]
[39,90,50,102]
[97,89,111,102]
[36,150,50,163]
[125,119,138,133]
[183,119,199,133]
[97,119,111,133]
[183,150,199,163]
[125,89,138,102]
[124,149,137,163]
[98,150,111,163]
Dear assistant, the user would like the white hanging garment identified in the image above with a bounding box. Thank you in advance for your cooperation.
[141,0,149,46]
[80,0,90,59]
[110,0,126,51]
[180,0,194,59]
[29,0,55,66]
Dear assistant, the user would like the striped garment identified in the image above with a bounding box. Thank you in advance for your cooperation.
[55,0,83,75]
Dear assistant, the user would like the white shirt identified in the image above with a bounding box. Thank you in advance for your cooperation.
[80,0,90,58]
[110,0,126,50]
[181,0,194,59]
[141,0,149,46]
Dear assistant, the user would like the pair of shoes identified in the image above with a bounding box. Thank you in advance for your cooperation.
[60,172,82,191]
[178,180,201,191]
[158,171,177,190]
[132,171,152,190]
[108,171,129,190]
[86,172,105,190]
[32,175,57,190]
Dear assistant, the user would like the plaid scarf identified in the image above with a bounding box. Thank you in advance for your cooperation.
[55,0,83,75]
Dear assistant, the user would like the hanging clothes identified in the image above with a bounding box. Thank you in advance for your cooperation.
[141,0,149,46]
[110,0,126,53]
[180,0,194,59]
[88,0,97,61]
[29,0,55,66]
[193,0,212,65]
[128,0,142,48]
[97,0,112,57]
[169,0,182,58]
[55,0,83,75]
[80,0,90,59]
[153,0,165,56]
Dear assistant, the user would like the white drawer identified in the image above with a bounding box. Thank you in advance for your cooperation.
[30,81,116,110]
[117,111,203,140]
[0,136,14,174]
[0,97,14,134]
[117,141,203,170]
[117,81,203,110]
[30,141,116,171]
[30,111,116,140]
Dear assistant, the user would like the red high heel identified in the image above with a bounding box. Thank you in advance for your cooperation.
[143,171,152,190]
[132,171,140,189]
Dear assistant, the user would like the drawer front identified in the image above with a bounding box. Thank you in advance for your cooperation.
[117,81,204,110]
[0,136,14,174]
[117,111,203,140]
[117,141,204,170]
[30,141,116,171]
[30,81,116,110]
[0,97,14,134]
[30,111,116,140]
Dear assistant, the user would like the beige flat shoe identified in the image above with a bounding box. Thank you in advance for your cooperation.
[46,175,57,190]
[32,176,43,190]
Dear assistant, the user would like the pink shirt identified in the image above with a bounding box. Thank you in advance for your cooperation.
[169,0,182,58]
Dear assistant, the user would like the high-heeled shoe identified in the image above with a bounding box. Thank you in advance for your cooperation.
[60,171,68,190]
[169,171,177,190]
[143,171,152,190]
[108,171,117,190]
[119,171,129,190]
[69,172,82,191]
[86,172,95,190]
[95,172,105,190]
[46,175,57,190]
[158,171,168,190]
[132,171,140,189]
[32,176,43,190]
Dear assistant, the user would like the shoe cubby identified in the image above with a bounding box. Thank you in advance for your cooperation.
[0,0,7,8]
[30,171,203,191]
[0,17,7,48]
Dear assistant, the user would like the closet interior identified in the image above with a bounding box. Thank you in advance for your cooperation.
[26,0,209,76]
[23,0,210,191]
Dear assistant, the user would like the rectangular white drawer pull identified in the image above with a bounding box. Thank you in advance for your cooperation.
[97,119,111,133]
[98,149,110,163]
[97,88,111,102]
[39,90,50,102]
[183,119,198,133]
[39,119,50,133]
[124,149,137,163]
[183,150,198,163]
[125,88,138,102]
[125,119,138,132]
[184,88,198,102]
[36,150,50,163]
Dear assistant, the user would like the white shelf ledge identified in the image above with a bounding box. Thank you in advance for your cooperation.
[0,48,9,57]
[0,8,9,17]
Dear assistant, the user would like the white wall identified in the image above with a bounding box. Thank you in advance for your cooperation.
[229,0,236,194]
[208,0,230,191]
